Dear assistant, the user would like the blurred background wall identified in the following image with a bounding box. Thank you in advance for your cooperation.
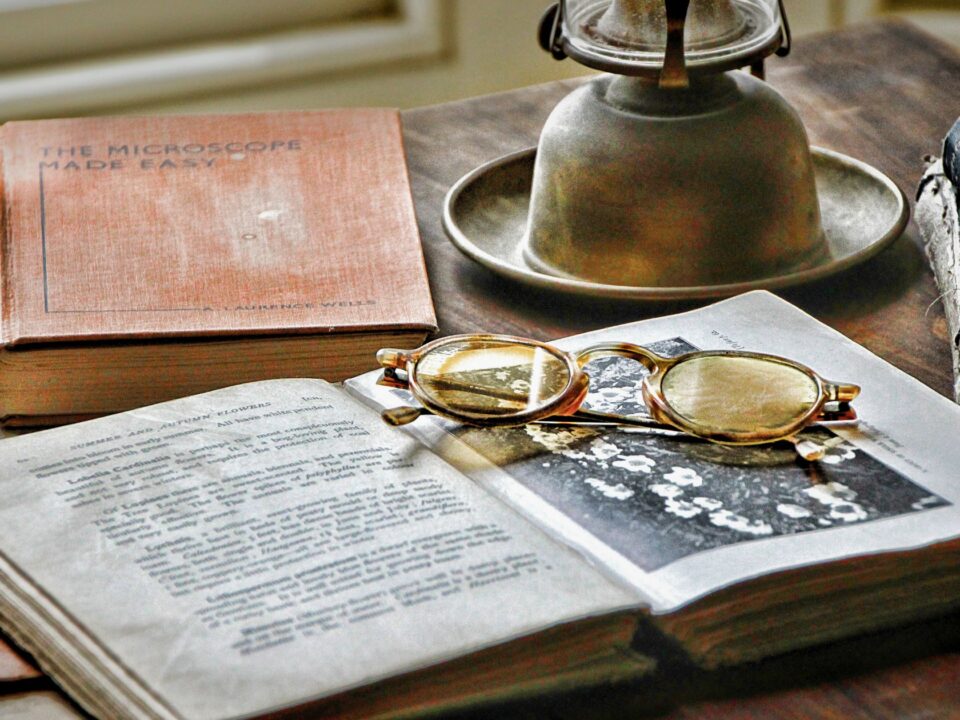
[0,0,955,120]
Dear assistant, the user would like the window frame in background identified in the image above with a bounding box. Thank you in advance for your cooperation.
[0,0,445,118]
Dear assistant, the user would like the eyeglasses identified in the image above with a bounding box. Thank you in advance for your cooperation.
[375,334,860,461]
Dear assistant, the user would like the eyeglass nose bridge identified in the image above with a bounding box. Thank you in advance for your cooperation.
[574,342,666,373]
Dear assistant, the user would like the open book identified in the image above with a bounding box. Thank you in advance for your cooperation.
[1,291,960,720]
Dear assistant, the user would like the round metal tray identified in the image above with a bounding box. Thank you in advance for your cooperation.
[443,146,909,300]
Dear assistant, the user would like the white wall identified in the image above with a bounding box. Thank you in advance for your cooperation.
[0,0,592,119]
[143,0,958,113]
[138,0,593,114]
[785,0,960,45]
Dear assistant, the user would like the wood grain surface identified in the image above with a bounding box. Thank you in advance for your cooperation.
[400,19,960,720]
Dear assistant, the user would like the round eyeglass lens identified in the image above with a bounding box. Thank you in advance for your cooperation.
[660,355,819,436]
[413,339,573,417]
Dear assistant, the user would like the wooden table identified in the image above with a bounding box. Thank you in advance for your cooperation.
[399,18,960,720]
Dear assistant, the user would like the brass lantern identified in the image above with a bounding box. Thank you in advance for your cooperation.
[525,0,826,287]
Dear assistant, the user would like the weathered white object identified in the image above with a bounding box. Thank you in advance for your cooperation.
[916,159,960,403]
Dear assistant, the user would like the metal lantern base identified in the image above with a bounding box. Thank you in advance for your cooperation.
[522,71,826,287]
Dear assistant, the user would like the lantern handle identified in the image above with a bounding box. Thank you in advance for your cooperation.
[775,0,792,58]
[753,0,792,79]
[538,3,567,60]
[660,0,690,89]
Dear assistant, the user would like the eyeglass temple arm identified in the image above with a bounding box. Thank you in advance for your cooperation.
[380,403,680,432]
[537,408,677,431]
[380,404,849,464]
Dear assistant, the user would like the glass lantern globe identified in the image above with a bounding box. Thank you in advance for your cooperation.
[560,0,785,75]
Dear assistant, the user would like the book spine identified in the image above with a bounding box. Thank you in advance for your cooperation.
[0,138,9,351]
[0,138,11,419]
[0,133,13,351]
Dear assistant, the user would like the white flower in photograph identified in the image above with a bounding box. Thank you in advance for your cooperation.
[829,502,868,522]
[802,481,868,524]
[664,466,703,487]
[820,442,857,465]
[524,425,595,459]
[587,386,635,412]
[585,477,635,500]
[803,481,858,505]
[650,483,683,499]
[708,509,773,536]
[665,498,702,518]
[693,497,723,511]
[612,454,656,474]
[911,495,942,511]
[777,503,812,519]
[588,439,621,461]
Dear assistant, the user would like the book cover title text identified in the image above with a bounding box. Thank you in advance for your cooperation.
[38,140,302,171]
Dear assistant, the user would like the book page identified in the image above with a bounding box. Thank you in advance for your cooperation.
[0,380,637,720]
[346,291,960,613]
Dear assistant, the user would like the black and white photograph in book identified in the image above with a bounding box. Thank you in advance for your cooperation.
[435,338,950,572]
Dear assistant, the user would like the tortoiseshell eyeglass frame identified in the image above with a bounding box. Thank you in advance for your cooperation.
[375,334,860,460]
